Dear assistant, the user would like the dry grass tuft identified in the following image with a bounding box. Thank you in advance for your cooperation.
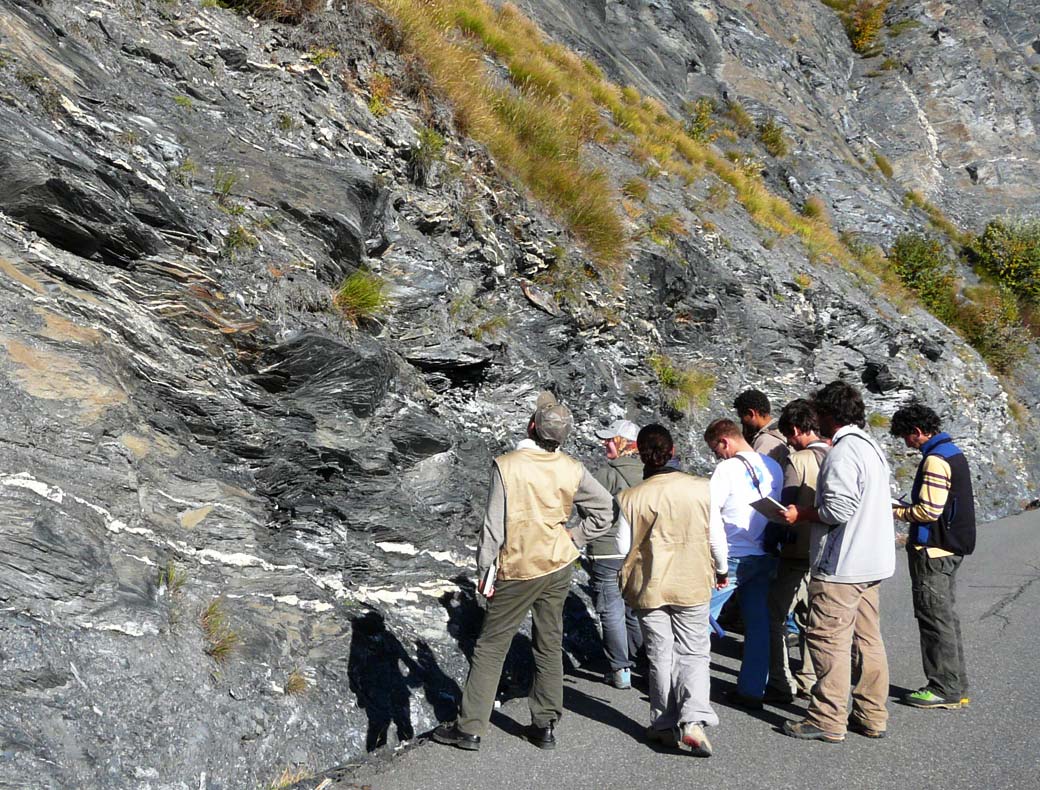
[284,670,308,696]
[266,767,312,790]
[201,599,240,663]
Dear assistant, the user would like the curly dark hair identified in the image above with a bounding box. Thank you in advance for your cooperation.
[778,398,819,435]
[733,389,771,417]
[812,380,865,428]
[890,402,942,438]
[637,424,673,469]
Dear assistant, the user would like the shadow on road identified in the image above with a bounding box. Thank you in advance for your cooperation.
[563,684,646,741]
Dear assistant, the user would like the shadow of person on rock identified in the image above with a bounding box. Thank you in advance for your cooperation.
[441,576,481,660]
[415,639,461,723]
[348,608,419,751]
[439,576,535,709]
[562,590,608,674]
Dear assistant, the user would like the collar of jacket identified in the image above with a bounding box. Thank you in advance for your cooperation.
[920,432,953,455]
[643,465,680,479]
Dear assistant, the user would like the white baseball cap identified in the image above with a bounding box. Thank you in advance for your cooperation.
[594,420,640,442]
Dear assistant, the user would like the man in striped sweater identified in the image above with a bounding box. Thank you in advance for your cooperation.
[890,403,977,710]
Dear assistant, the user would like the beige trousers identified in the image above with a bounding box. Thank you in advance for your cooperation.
[804,579,889,734]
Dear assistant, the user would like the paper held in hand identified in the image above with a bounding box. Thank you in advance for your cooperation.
[478,562,497,597]
[750,495,788,522]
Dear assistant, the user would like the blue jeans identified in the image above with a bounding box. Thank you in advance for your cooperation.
[710,553,778,698]
[588,557,642,671]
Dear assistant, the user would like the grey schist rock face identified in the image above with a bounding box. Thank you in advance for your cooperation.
[0,0,1035,787]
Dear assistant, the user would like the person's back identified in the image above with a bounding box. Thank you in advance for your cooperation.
[495,447,585,580]
[703,418,782,707]
[781,443,829,561]
[711,450,783,557]
[619,472,715,609]
[781,380,893,743]
[617,424,726,757]
[814,425,895,583]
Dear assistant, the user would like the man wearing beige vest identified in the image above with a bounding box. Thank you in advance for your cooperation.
[618,424,728,757]
[433,392,614,752]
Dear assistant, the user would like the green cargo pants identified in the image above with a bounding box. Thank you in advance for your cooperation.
[456,564,573,736]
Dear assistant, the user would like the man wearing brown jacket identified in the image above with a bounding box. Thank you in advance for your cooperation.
[617,424,728,757]
[765,399,830,703]
[433,392,614,752]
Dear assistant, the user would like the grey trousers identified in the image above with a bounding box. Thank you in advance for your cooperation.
[767,558,816,695]
[908,549,967,699]
[637,604,718,730]
[457,564,573,736]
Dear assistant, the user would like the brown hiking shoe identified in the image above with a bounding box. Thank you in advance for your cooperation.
[782,720,845,743]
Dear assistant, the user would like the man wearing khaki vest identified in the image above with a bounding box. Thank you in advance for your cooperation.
[433,392,614,751]
[618,424,728,757]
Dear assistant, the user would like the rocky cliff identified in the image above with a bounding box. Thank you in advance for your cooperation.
[0,0,1036,787]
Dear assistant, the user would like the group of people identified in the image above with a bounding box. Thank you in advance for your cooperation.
[432,382,977,756]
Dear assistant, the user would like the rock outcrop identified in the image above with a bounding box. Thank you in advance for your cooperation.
[0,0,1035,787]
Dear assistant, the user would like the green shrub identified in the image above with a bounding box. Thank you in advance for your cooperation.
[334,270,388,322]
[684,97,717,143]
[889,234,956,321]
[821,1,890,55]
[958,285,1029,373]
[757,118,789,158]
[410,125,446,185]
[970,218,1040,305]
[847,1,889,54]
[213,166,239,202]
[873,150,894,178]
[722,99,754,137]
[891,234,1028,372]
[649,354,715,414]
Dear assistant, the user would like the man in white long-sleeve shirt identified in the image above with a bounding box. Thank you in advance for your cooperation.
[703,418,782,708]
[780,381,895,743]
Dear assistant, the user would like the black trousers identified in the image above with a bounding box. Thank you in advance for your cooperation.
[908,548,967,699]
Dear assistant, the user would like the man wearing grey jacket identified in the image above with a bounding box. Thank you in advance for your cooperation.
[587,419,644,690]
[780,381,896,743]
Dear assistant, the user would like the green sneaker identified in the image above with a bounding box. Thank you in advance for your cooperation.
[903,688,963,709]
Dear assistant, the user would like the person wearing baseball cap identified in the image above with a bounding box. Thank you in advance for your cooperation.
[433,391,614,752]
[587,418,644,689]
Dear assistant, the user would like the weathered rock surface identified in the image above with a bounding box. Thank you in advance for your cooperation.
[0,0,1036,787]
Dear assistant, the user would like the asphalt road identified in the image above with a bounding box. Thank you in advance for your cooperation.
[354,511,1040,790]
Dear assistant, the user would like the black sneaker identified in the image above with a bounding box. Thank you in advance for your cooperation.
[431,723,481,751]
[762,687,795,705]
[527,722,556,750]
[902,688,963,709]
[726,689,764,710]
